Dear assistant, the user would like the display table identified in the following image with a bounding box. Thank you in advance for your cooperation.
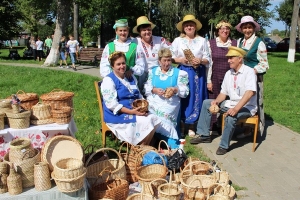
[0,119,77,160]
[0,180,88,200]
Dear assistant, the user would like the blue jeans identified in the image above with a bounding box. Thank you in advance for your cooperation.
[70,52,76,64]
[196,99,252,149]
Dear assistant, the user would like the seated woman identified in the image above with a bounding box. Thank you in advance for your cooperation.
[144,48,189,147]
[101,51,160,145]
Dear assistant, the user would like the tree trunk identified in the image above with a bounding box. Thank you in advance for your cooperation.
[287,0,300,63]
[43,0,72,67]
[73,3,79,40]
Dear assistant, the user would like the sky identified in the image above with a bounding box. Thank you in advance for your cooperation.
[265,0,286,33]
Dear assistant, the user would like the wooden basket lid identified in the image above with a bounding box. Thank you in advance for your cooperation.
[41,135,84,171]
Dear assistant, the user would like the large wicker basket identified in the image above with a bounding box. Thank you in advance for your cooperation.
[40,89,74,110]
[6,110,31,129]
[13,90,39,110]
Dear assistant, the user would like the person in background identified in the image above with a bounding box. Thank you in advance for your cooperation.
[100,18,144,79]
[78,36,84,52]
[132,16,171,94]
[171,14,210,138]
[30,36,37,61]
[207,21,237,134]
[66,34,79,71]
[36,37,43,61]
[144,48,189,147]
[235,15,269,137]
[58,36,69,68]
[44,35,52,56]
[190,46,257,155]
[101,51,160,145]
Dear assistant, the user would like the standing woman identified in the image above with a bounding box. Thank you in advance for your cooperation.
[207,21,237,133]
[235,16,269,136]
[132,16,171,93]
[100,18,144,78]
[171,15,210,137]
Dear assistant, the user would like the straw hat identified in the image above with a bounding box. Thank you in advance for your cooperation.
[235,16,260,33]
[225,46,247,57]
[132,16,156,34]
[176,14,202,32]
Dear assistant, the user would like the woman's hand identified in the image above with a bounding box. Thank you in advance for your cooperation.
[131,107,147,116]
[191,57,201,66]
[152,88,165,96]
[179,57,189,64]
[207,83,213,92]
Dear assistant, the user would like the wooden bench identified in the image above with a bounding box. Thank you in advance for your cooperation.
[77,48,103,67]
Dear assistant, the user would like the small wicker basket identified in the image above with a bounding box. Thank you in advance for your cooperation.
[31,103,52,120]
[132,99,149,113]
[53,158,84,179]
[6,110,31,129]
[13,90,39,110]
[40,89,74,110]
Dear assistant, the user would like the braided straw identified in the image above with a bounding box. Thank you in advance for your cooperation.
[34,162,51,191]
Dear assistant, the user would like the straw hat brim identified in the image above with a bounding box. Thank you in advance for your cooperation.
[176,19,202,32]
[235,21,260,33]
[132,23,156,34]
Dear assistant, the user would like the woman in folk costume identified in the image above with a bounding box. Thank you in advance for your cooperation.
[207,21,237,133]
[100,18,145,78]
[171,14,210,137]
[101,52,160,145]
[132,16,171,93]
[144,48,189,147]
[235,16,269,137]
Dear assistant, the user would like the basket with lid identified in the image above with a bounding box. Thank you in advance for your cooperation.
[10,90,39,110]
[40,89,74,110]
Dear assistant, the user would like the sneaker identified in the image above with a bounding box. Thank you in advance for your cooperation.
[190,135,211,144]
[216,147,227,155]
[236,131,252,139]
[66,66,70,68]
[59,65,63,68]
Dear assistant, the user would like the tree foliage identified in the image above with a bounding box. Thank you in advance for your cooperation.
[0,0,22,39]
[276,0,293,28]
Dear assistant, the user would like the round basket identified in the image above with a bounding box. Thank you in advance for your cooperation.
[157,182,181,200]
[40,89,74,110]
[134,150,168,195]
[54,158,84,179]
[31,103,52,120]
[41,135,84,171]
[183,158,213,175]
[132,99,149,113]
[6,110,31,129]
[34,162,51,191]
[85,148,126,183]
[0,112,5,130]
[0,99,11,109]
[9,137,35,163]
[126,193,156,200]
[52,168,86,193]
[11,90,39,110]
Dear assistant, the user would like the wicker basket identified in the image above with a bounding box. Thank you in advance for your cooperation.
[52,168,86,193]
[52,106,72,124]
[89,170,129,200]
[0,112,4,130]
[207,184,231,200]
[148,178,168,198]
[213,171,230,185]
[40,89,74,110]
[12,90,39,110]
[53,158,84,179]
[134,150,168,195]
[212,184,236,200]
[11,104,20,114]
[0,99,11,109]
[126,193,156,200]
[34,162,51,191]
[85,148,126,183]
[0,173,8,194]
[0,161,8,174]
[156,170,180,200]
[31,103,52,120]
[5,148,41,188]
[6,110,31,129]
[30,118,54,125]
[7,164,22,195]
[183,158,213,175]
[9,137,35,163]
[132,99,149,113]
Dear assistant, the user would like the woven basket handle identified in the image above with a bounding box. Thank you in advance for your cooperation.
[207,183,230,199]
[92,167,112,188]
[49,89,63,93]
[118,142,130,155]
[157,140,170,155]
[16,90,26,95]
[134,150,167,172]
[180,160,208,179]
[186,178,203,197]
[84,147,123,167]
[148,178,168,196]
[21,149,35,160]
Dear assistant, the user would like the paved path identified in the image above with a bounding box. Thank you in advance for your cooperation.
[2,62,300,199]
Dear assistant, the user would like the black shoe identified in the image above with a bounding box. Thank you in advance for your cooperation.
[190,135,211,144]
[73,67,77,71]
[216,147,227,155]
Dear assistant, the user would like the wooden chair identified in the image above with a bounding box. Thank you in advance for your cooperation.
[222,114,259,152]
[94,81,112,147]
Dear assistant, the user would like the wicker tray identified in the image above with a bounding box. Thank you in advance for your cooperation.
[41,135,84,171]
[40,89,74,110]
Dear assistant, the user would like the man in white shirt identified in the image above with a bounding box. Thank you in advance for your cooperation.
[190,46,257,155]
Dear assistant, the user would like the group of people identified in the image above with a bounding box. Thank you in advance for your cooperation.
[99,14,269,155]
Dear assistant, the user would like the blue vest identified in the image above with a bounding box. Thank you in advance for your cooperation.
[103,73,140,123]
[151,67,179,89]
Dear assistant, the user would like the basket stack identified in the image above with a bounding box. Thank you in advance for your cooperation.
[40,89,74,124]
[5,110,31,129]
[51,158,86,193]
[30,103,53,125]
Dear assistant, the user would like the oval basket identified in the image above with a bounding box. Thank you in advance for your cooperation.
[41,135,84,171]
[132,99,149,113]
[53,158,84,179]
[6,110,31,129]
[40,89,74,110]
[31,103,52,120]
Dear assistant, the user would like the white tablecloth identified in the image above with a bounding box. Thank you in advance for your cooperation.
[0,119,77,160]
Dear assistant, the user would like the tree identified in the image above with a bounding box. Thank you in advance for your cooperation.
[287,0,300,63]
[276,0,293,37]
[43,0,72,66]
[0,0,22,39]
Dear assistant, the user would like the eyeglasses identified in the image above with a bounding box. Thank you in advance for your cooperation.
[219,27,230,31]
